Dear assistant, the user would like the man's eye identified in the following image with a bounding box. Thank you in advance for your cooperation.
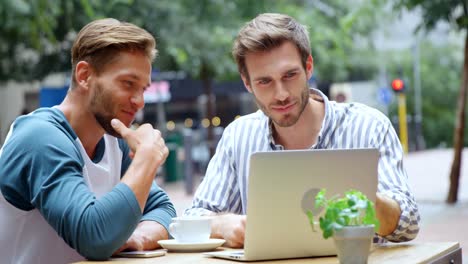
[258,79,270,85]
[285,72,297,79]
[123,80,133,87]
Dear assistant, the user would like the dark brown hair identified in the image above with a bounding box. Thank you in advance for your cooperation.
[232,13,310,81]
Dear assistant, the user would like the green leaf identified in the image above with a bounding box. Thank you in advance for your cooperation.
[309,188,379,239]
[315,189,326,208]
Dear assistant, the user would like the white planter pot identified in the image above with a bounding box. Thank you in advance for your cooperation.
[333,225,374,264]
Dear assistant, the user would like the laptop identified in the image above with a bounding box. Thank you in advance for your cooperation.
[204,148,379,261]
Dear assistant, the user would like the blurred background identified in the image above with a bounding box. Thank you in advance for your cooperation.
[0,0,467,260]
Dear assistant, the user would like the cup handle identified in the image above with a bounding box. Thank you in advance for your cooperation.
[169,222,179,239]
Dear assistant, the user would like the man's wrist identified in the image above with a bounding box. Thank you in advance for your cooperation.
[136,221,168,248]
[210,214,230,239]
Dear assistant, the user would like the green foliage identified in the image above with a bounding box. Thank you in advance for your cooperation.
[396,0,468,150]
[298,0,387,82]
[0,0,387,84]
[306,189,379,239]
[394,0,468,31]
[0,0,105,81]
[148,0,244,80]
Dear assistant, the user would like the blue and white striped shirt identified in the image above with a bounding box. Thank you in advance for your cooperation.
[185,89,420,242]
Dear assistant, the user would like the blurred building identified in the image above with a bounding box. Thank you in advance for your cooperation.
[142,76,257,131]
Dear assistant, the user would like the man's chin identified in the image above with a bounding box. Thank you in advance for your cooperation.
[272,116,299,128]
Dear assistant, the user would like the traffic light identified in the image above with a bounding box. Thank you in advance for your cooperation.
[391,78,405,93]
[391,77,408,153]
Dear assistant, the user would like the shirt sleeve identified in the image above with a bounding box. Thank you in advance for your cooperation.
[374,122,420,242]
[0,118,142,260]
[184,126,243,216]
[140,181,177,230]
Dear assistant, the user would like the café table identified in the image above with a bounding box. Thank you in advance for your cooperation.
[75,241,462,264]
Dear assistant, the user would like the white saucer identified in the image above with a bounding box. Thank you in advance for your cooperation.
[158,239,226,252]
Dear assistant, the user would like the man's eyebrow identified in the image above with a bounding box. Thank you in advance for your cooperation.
[251,67,301,82]
[124,73,150,87]
[127,74,140,81]
[284,67,301,74]
[252,76,271,82]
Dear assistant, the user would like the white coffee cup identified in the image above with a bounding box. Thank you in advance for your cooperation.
[169,216,212,243]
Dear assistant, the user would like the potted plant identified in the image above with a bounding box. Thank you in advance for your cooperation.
[306,189,380,264]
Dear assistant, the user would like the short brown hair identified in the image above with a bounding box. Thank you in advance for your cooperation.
[232,13,310,81]
[71,18,157,86]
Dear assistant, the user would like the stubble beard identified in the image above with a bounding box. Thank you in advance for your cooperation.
[90,83,122,138]
[256,84,310,128]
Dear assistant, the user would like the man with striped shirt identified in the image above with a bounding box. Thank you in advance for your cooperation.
[185,13,419,247]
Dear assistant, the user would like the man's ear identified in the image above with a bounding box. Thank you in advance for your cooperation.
[241,74,253,93]
[306,55,314,80]
[75,61,92,91]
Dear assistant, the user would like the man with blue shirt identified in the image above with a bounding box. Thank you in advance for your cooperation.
[185,13,420,247]
[0,18,175,263]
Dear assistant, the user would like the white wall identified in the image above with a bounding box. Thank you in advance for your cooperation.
[330,81,389,115]
[0,81,40,145]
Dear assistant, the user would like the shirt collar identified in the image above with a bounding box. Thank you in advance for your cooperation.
[268,119,283,150]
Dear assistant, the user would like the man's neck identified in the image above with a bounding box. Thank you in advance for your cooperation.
[273,95,325,150]
[57,95,105,159]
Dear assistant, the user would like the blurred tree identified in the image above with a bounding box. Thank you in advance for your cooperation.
[298,0,387,82]
[386,42,463,149]
[0,0,104,81]
[396,0,468,203]
[0,0,387,87]
[0,0,387,83]
[134,0,270,156]
[0,0,59,81]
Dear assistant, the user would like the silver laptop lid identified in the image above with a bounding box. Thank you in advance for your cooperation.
[243,148,379,261]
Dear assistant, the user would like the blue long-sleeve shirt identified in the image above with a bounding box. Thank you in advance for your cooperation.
[0,108,176,263]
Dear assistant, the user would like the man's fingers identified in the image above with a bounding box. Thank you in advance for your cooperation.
[111,119,130,137]
[113,243,128,255]
[162,146,169,159]
[125,239,144,252]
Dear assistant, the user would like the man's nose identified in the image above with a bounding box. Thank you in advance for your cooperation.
[131,92,145,110]
[274,82,290,101]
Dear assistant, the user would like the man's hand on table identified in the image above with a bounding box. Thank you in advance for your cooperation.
[113,221,168,255]
[211,214,246,248]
